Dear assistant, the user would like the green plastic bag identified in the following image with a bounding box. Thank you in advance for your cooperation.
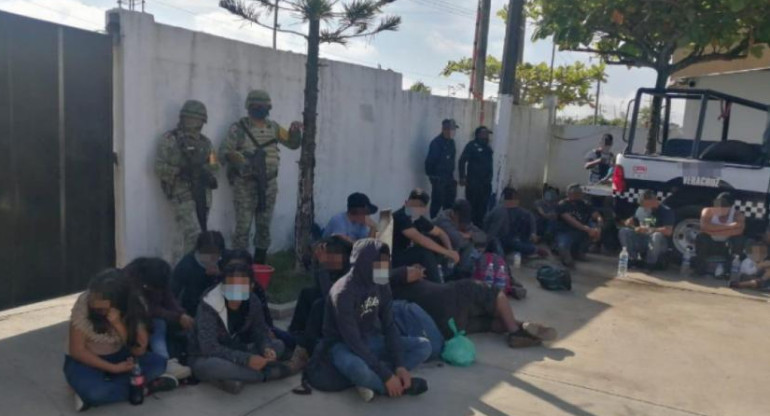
[440,318,476,366]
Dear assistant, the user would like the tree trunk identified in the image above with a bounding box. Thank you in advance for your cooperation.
[294,18,320,270]
[645,69,669,155]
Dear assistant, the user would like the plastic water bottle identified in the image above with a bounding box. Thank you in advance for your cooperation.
[484,262,495,286]
[731,255,741,280]
[129,363,145,405]
[437,264,445,284]
[495,264,508,289]
[681,248,692,275]
[513,253,522,269]
[715,263,725,278]
[618,247,629,277]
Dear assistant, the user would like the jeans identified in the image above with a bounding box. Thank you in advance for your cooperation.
[556,229,590,257]
[190,338,285,383]
[330,335,432,394]
[537,217,557,239]
[429,177,457,219]
[150,319,170,359]
[394,246,441,283]
[618,229,668,265]
[63,349,166,407]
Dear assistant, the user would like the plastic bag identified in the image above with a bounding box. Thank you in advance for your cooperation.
[440,318,476,367]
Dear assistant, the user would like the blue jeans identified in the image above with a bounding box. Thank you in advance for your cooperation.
[330,335,432,394]
[556,229,590,256]
[150,318,170,359]
[63,349,166,407]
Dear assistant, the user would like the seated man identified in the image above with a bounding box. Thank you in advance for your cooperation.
[324,239,431,402]
[171,231,226,317]
[730,241,770,290]
[618,189,674,269]
[323,192,378,243]
[534,187,559,242]
[694,192,746,276]
[555,184,603,267]
[389,264,556,348]
[392,189,459,283]
[432,199,484,279]
[484,187,543,259]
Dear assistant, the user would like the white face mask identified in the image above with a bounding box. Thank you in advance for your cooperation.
[372,268,390,285]
[405,206,427,221]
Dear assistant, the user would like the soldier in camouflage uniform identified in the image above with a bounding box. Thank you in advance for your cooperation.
[155,100,220,258]
[220,90,302,264]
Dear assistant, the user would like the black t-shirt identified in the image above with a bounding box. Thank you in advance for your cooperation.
[556,199,595,231]
[226,299,250,335]
[392,207,435,259]
[636,204,675,228]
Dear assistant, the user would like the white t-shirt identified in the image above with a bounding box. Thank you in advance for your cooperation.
[740,258,759,276]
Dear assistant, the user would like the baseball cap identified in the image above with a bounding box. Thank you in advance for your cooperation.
[567,183,583,194]
[452,199,472,225]
[408,188,430,205]
[347,192,378,215]
[442,119,459,130]
[475,126,493,136]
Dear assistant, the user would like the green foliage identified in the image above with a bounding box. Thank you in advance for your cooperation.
[409,81,432,94]
[265,250,313,304]
[441,58,606,109]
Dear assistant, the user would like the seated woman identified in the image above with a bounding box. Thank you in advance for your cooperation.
[171,231,226,317]
[125,257,194,379]
[694,193,746,277]
[187,262,304,394]
[64,269,175,412]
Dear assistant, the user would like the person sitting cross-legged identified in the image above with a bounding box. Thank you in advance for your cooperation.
[555,184,604,268]
[323,192,379,244]
[618,189,674,270]
[730,241,770,291]
[484,186,545,261]
[392,188,460,283]
[325,239,432,402]
[693,192,746,277]
[432,199,485,279]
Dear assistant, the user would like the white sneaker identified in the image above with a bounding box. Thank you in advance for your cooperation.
[356,386,375,403]
[73,393,86,412]
[166,358,192,380]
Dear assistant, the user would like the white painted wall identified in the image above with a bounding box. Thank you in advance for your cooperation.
[111,10,500,263]
[681,71,770,143]
[503,105,550,190]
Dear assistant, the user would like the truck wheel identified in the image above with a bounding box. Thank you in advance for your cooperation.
[672,206,702,256]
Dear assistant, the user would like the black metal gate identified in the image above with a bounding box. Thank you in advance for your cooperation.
[0,11,114,310]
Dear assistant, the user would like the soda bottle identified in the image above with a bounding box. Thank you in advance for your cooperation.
[129,362,145,405]
[495,264,508,290]
[681,248,692,275]
[484,261,495,287]
[618,247,629,278]
[730,255,741,281]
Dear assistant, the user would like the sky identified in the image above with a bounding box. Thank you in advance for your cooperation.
[0,0,677,120]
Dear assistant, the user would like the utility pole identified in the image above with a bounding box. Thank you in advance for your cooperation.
[594,78,601,124]
[272,0,279,49]
[470,0,492,103]
[499,0,525,99]
[548,42,556,91]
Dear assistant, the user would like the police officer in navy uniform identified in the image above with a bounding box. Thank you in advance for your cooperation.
[459,126,494,227]
[425,119,459,218]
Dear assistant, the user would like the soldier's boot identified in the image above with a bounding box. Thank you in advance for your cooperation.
[254,248,267,265]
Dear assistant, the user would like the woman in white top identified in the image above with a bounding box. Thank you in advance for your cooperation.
[693,193,746,276]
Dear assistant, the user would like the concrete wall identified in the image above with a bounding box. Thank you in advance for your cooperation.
[111,10,499,263]
[681,71,770,144]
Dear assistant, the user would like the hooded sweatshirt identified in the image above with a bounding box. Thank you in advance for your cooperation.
[322,239,404,382]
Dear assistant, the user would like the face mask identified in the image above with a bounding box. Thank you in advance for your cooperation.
[181,118,204,134]
[404,206,426,220]
[222,284,250,301]
[544,191,556,202]
[248,107,270,119]
[372,268,390,285]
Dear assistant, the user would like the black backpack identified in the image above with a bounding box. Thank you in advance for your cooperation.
[536,265,572,291]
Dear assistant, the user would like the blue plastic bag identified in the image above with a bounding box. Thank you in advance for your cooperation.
[440,318,476,366]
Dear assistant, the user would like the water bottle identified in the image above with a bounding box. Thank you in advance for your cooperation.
[681,248,692,275]
[437,264,445,284]
[513,253,522,269]
[484,262,495,287]
[618,247,629,277]
[129,363,145,405]
[731,255,741,280]
[495,264,508,289]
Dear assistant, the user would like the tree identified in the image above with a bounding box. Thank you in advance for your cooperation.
[409,81,432,94]
[441,58,606,109]
[220,0,400,268]
[529,0,770,154]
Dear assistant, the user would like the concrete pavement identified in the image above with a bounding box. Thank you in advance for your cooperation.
[1,254,768,416]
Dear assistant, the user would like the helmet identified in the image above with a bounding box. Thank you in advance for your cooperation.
[245,89,272,108]
[179,100,208,122]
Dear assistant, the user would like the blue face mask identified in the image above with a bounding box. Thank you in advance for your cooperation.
[222,284,250,301]
[248,107,270,119]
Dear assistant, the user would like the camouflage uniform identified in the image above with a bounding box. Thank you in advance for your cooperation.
[155,100,219,257]
[220,90,302,253]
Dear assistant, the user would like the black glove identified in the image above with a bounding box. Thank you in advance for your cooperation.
[201,169,218,190]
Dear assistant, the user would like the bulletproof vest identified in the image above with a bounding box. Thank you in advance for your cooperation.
[236,120,278,212]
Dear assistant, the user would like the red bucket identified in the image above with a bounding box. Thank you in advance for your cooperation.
[252,264,275,290]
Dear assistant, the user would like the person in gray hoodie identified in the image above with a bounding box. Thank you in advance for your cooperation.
[187,262,303,394]
[324,239,431,402]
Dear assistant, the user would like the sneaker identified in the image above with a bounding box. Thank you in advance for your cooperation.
[357,386,375,403]
[73,393,88,412]
[522,322,557,341]
[166,358,192,380]
[404,377,428,396]
[147,374,179,395]
[212,379,244,395]
[507,329,542,348]
[287,347,309,375]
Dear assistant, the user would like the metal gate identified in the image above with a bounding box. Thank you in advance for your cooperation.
[0,11,115,310]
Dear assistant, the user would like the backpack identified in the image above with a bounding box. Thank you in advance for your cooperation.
[472,252,521,297]
[391,300,444,360]
[536,265,572,291]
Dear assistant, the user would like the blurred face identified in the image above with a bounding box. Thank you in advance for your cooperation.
[196,249,221,269]
[223,274,251,303]
[601,137,613,153]
[405,200,428,219]
[372,254,391,285]
[477,130,490,143]
[88,294,111,316]
[322,250,345,272]
[348,208,369,225]
[567,189,583,201]
[641,197,659,210]
[248,103,271,120]
[442,128,455,139]
[180,116,204,133]
[505,196,520,207]
[749,245,767,263]
[713,199,733,216]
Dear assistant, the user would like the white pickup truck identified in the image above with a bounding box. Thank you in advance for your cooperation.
[612,88,770,256]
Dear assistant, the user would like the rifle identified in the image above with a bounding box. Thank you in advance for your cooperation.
[238,121,277,213]
[176,131,216,232]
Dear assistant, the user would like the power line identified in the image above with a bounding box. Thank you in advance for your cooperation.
[412,0,476,15]
[409,0,476,19]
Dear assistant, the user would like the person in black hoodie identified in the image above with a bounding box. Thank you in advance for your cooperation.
[324,239,431,402]
[171,231,226,316]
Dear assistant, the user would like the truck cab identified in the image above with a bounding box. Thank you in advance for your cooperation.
[613,88,770,256]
